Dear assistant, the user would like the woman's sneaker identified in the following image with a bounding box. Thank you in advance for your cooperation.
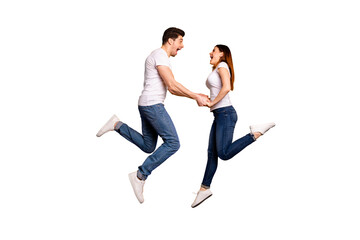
[191,189,213,208]
[250,122,275,135]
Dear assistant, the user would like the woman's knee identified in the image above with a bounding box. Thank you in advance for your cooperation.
[218,152,231,161]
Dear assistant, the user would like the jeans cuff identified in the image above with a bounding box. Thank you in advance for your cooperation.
[201,184,210,189]
[114,121,124,130]
[137,170,146,181]
[250,132,256,141]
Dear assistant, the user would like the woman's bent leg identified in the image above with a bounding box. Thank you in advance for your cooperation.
[216,107,255,160]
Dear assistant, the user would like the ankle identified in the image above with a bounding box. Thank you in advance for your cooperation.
[253,132,262,140]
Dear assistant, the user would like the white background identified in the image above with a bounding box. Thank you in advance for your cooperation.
[1,0,359,239]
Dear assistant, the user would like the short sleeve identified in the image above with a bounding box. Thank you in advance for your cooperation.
[154,50,170,67]
[216,62,230,75]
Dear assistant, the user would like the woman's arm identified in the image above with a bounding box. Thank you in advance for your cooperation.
[209,67,231,108]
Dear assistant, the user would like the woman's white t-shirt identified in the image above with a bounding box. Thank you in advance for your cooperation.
[138,48,171,106]
[206,61,232,111]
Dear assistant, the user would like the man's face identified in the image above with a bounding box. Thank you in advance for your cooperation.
[170,36,184,57]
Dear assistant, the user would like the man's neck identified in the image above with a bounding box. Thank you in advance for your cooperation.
[161,45,171,57]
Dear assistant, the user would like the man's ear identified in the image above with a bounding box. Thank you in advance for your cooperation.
[168,38,174,45]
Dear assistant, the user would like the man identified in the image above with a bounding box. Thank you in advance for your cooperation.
[96,27,209,203]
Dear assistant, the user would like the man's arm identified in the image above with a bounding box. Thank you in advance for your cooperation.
[157,65,209,106]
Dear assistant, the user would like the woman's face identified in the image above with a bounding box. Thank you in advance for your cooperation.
[209,46,224,66]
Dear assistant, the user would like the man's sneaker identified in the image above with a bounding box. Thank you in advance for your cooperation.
[96,115,120,137]
[250,122,275,135]
[191,189,213,208]
[128,171,145,204]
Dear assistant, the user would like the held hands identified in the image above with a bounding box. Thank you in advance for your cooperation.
[195,93,212,108]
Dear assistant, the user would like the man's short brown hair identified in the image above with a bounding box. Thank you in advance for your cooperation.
[162,27,185,45]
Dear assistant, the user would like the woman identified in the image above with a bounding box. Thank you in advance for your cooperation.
[191,45,275,208]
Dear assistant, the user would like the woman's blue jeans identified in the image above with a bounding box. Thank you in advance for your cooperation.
[115,104,180,180]
[201,106,255,188]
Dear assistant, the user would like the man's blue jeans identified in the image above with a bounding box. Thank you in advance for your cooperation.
[115,103,180,180]
[202,106,255,188]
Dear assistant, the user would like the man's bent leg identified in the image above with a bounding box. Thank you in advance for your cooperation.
[115,107,158,153]
[138,104,180,179]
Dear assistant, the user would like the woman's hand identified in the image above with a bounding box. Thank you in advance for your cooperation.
[195,93,210,107]
[197,94,214,108]
[207,101,214,108]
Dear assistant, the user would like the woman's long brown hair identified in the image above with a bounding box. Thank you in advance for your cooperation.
[213,44,235,90]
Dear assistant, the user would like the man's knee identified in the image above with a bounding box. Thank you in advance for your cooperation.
[169,139,180,153]
[143,145,156,154]
[173,140,180,152]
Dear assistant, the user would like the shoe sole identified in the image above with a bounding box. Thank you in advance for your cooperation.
[191,194,212,208]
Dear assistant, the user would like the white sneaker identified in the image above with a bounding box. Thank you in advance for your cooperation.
[250,122,275,135]
[96,114,120,137]
[128,171,145,204]
[191,189,213,208]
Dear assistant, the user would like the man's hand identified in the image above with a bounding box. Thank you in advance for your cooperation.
[195,93,210,107]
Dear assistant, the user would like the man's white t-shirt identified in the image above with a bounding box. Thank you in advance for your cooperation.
[138,48,171,106]
[206,61,232,111]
